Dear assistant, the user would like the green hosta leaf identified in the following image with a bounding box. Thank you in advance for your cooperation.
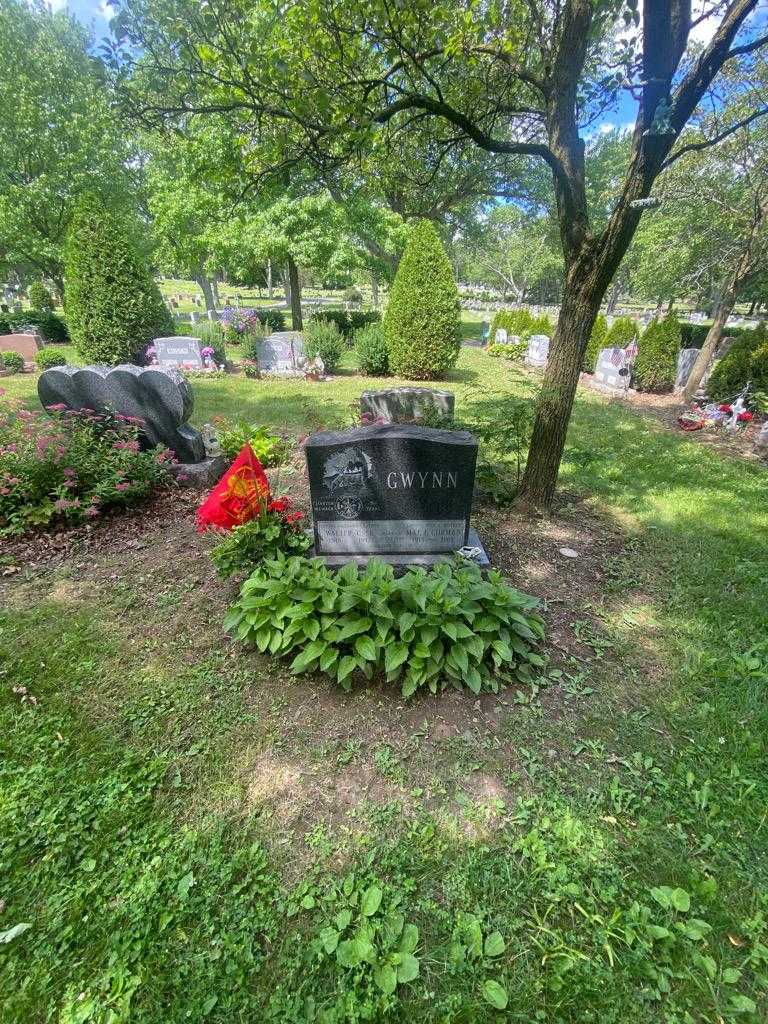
[373,964,397,995]
[303,618,320,641]
[320,927,339,954]
[385,642,409,674]
[335,908,352,931]
[396,952,420,984]
[361,884,383,917]
[320,647,338,672]
[402,675,419,698]
[722,967,741,984]
[484,931,505,957]
[337,656,357,684]
[354,635,378,662]
[647,924,671,940]
[482,979,508,1010]
[336,617,372,641]
[466,665,482,694]
[491,639,513,662]
[290,640,327,673]
[729,995,756,1014]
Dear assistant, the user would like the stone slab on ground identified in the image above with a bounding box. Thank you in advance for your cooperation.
[169,455,228,488]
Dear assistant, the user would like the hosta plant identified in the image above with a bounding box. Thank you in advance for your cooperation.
[224,555,545,697]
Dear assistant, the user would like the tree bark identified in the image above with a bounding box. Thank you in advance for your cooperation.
[211,276,221,306]
[682,201,766,402]
[606,280,621,314]
[518,271,603,506]
[287,254,303,330]
[267,259,273,300]
[194,274,216,313]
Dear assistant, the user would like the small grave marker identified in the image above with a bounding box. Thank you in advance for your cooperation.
[153,336,203,369]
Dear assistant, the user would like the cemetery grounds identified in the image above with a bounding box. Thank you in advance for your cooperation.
[1,347,767,1022]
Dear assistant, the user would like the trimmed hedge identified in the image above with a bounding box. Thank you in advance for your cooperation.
[28,281,54,312]
[708,323,768,400]
[303,320,346,373]
[489,308,534,341]
[584,313,608,371]
[384,220,461,379]
[633,315,681,392]
[0,351,24,374]
[7,311,68,344]
[312,309,380,339]
[355,323,390,375]
[36,348,69,370]
[251,307,285,332]
[64,195,174,364]
[679,322,711,349]
[605,316,638,350]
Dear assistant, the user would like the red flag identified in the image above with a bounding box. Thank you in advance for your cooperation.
[196,444,270,532]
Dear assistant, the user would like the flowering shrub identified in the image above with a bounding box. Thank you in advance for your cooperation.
[220,307,274,348]
[211,498,310,578]
[0,396,173,535]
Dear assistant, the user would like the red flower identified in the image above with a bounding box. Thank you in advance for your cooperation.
[737,411,753,422]
[267,496,291,513]
[285,511,303,523]
[719,404,732,413]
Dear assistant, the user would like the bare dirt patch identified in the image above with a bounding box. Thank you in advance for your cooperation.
[2,484,638,845]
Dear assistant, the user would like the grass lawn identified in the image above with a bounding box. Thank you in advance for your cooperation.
[2,347,767,1022]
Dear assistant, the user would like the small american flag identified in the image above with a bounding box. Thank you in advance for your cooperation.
[625,339,639,360]
[610,347,624,367]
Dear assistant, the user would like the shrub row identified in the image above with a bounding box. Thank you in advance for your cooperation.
[311,309,381,339]
[224,554,545,698]
[708,323,768,400]
[0,310,69,344]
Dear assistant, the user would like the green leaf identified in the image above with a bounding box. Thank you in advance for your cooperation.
[729,994,756,1014]
[482,979,508,1010]
[337,656,357,683]
[374,964,397,995]
[335,908,352,931]
[176,871,195,899]
[399,612,417,636]
[361,884,383,917]
[336,938,361,967]
[722,967,741,984]
[320,926,339,954]
[385,642,409,674]
[484,931,505,957]
[396,952,420,984]
[336,617,372,641]
[354,635,378,662]
[670,887,690,913]
[400,922,419,954]
[465,665,482,694]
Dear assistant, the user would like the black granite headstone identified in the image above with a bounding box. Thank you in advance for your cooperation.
[305,424,478,556]
[38,363,205,463]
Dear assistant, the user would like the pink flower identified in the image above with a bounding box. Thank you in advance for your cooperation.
[63,467,76,478]
[115,482,131,492]
[46,403,68,412]
[85,506,100,518]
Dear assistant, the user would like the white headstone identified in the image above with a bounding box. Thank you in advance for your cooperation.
[494,328,508,344]
[674,348,700,391]
[593,347,631,392]
[525,334,549,367]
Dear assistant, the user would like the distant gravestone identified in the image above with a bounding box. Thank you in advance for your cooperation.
[756,422,768,450]
[0,332,43,363]
[360,387,454,424]
[305,424,485,564]
[675,348,701,391]
[525,334,549,367]
[256,331,305,376]
[154,336,203,369]
[494,327,508,344]
[593,347,631,392]
[38,364,206,463]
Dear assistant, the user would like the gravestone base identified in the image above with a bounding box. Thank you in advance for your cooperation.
[309,526,490,569]
[169,454,228,488]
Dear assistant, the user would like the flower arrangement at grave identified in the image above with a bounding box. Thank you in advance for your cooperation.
[219,307,264,346]
[0,391,174,535]
[198,443,309,575]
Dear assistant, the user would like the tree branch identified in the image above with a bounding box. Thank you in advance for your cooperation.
[662,106,768,168]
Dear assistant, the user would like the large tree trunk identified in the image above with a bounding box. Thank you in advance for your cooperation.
[193,273,216,313]
[606,279,621,314]
[287,254,303,330]
[518,275,603,505]
[211,276,221,306]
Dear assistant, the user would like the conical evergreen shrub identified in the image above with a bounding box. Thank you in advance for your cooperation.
[384,221,461,379]
[633,314,681,392]
[64,196,174,364]
[584,313,608,371]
